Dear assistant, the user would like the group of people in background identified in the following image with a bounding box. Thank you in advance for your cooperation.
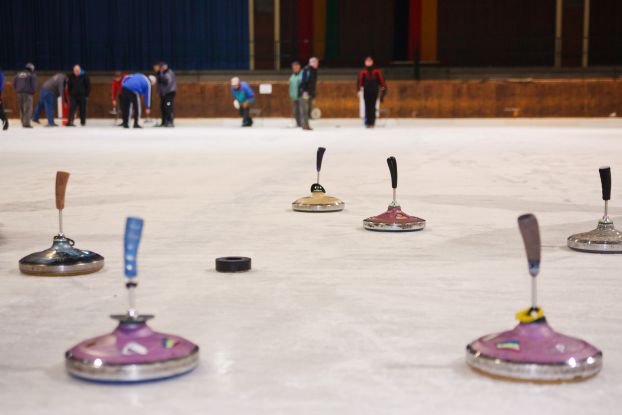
[106,62,177,129]
[0,62,177,130]
[0,56,384,131]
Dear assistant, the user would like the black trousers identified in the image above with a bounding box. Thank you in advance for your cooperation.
[239,104,253,126]
[68,96,87,125]
[120,88,140,127]
[364,93,378,126]
[160,92,176,125]
[0,97,7,123]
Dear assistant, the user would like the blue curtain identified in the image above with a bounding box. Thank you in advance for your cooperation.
[0,0,249,71]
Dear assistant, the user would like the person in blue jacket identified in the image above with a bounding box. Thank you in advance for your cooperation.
[33,73,66,127]
[230,77,255,127]
[0,67,8,130]
[119,73,156,128]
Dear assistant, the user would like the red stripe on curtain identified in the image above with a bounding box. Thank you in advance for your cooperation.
[408,0,422,60]
[298,0,314,60]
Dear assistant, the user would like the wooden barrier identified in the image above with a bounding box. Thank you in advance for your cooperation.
[2,79,621,119]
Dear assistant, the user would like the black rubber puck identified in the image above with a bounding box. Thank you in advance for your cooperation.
[215,257,252,273]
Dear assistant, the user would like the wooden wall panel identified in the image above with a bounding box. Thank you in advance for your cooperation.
[2,79,621,120]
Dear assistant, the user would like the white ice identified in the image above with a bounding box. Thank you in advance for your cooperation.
[0,118,621,414]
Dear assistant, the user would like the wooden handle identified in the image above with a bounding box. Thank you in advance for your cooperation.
[517,213,541,277]
[55,171,70,210]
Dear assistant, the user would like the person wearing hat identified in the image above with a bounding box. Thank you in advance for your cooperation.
[13,63,37,128]
[153,62,177,127]
[119,73,156,128]
[0,67,8,130]
[33,73,67,127]
[230,77,255,127]
[67,64,91,126]
[299,57,319,130]
[288,61,303,127]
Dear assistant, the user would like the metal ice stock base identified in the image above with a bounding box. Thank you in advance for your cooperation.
[567,220,622,253]
[19,235,104,276]
[363,205,426,232]
[65,314,199,383]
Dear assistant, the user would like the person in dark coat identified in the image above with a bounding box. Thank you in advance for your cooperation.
[153,62,177,127]
[0,67,8,130]
[299,57,319,130]
[33,73,67,127]
[13,63,37,128]
[357,56,386,128]
[67,64,91,126]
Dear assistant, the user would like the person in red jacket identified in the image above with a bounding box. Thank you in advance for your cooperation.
[111,71,125,117]
[357,56,386,128]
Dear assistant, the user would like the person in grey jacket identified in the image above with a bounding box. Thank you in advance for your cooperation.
[13,63,37,128]
[33,73,67,127]
[153,62,176,127]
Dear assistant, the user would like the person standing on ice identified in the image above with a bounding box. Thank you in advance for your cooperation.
[230,77,255,127]
[119,73,156,129]
[357,56,386,128]
[13,63,37,128]
[288,61,303,127]
[299,57,319,131]
[153,62,177,127]
[67,65,91,127]
[33,73,67,127]
[111,71,126,118]
[0,67,8,130]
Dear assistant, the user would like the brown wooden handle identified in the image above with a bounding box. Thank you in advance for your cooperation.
[55,171,70,210]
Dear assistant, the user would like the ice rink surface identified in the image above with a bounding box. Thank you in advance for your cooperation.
[1,118,621,414]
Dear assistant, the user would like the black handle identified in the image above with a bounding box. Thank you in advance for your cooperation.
[386,157,398,189]
[599,166,611,201]
[316,147,326,172]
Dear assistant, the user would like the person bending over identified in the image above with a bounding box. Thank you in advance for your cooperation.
[120,73,156,129]
[230,77,255,127]
[33,73,67,127]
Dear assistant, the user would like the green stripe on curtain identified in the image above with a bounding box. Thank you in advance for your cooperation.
[325,0,339,60]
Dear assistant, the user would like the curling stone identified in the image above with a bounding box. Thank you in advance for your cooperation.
[466,214,602,383]
[363,156,425,232]
[568,166,622,253]
[19,171,104,276]
[65,217,199,383]
[292,147,344,212]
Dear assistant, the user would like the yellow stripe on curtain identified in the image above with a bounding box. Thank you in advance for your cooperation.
[420,0,438,62]
[313,0,327,59]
